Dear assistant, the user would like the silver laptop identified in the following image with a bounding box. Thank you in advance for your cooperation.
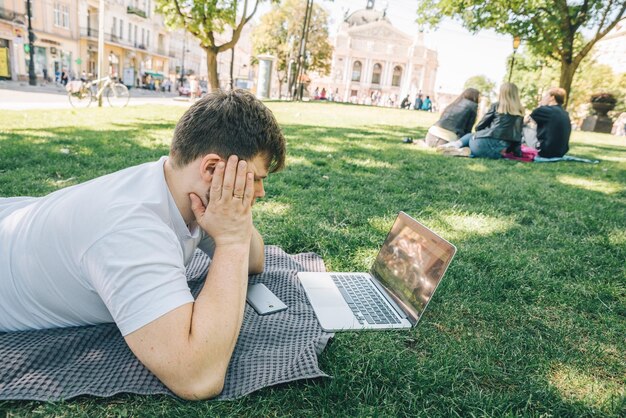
[298,212,456,331]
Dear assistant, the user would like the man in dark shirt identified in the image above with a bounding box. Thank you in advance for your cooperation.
[528,87,571,158]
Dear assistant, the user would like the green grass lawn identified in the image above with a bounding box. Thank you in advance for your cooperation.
[0,102,624,417]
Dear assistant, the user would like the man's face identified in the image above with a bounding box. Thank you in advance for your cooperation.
[245,154,269,206]
[205,153,268,206]
[540,92,555,106]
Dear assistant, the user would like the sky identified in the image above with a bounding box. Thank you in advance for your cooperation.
[253,0,516,94]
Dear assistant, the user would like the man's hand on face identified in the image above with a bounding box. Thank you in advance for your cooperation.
[189,155,254,247]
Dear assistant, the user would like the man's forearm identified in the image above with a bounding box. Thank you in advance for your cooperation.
[248,227,264,274]
[187,243,250,390]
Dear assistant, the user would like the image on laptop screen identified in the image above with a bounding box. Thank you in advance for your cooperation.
[370,214,455,320]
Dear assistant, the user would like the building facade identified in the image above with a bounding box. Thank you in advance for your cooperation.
[1,0,80,81]
[0,0,254,92]
[312,2,438,105]
[77,0,171,87]
[0,1,27,79]
[593,18,626,75]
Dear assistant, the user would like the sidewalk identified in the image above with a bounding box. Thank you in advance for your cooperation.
[0,79,190,110]
[0,79,179,98]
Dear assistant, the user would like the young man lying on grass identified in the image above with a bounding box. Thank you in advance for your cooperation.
[0,90,286,400]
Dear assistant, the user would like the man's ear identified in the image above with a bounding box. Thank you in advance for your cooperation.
[199,153,222,182]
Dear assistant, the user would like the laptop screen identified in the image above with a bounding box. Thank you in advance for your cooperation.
[370,212,456,323]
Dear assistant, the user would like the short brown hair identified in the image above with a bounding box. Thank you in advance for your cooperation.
[170,89,286,173]
[548,87,566,105]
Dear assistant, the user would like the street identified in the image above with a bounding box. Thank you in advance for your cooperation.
[0,80,192,110]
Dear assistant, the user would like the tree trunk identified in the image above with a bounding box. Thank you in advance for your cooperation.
[206,48,220,92]
[229,46,235,90]
[277,79,283,99]
[559,60,578,109]
[276,73,286,99]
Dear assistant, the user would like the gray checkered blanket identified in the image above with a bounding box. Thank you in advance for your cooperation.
[0,246,333,401]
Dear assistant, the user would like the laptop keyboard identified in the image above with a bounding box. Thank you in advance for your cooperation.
[331,274,401,325]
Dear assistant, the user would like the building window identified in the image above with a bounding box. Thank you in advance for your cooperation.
[112,16,117,36]
[54,3,70,29]
[372,63,382,84]
[53,4,60,26]
[119,19,123,39]
[351,60,362,82]
[62,5,69,28]
[108,52,120,77]
[392,65,402,87]
[141,28,145,45]
[128,22,132,41]
[146,30,150,47]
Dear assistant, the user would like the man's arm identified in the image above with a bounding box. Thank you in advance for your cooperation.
[249,226,264,274]
[124,156,255,400]
[529,106,549,124]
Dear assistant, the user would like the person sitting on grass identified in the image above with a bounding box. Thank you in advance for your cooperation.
[439,82,523,158]
[424,88,480,147]
[414,94,423,110]
[526,87,571,158]
[421,96,433,111]
[0,90,286,400]
[400,95,411,109]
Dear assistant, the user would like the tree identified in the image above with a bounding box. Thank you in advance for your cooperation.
[416,0,626,108]
[252,0,332,98]
[463,75,495,99]
[156,0,269,91]
[508,50,626,119]
[506,51,560,110]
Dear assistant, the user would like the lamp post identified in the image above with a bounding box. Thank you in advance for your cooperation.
[97,0,105,106]
[508,36,521,83]
[179,31,186,86]
[26,0,36,86]
[229,0,237,90]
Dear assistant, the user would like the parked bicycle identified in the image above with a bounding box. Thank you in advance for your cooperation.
[67,76,130,108]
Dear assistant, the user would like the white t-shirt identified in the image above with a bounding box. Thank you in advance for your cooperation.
[428,125,458,142]
[0,157,215,336]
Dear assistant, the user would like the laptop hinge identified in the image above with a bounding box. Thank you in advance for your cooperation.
[369,277,418,326]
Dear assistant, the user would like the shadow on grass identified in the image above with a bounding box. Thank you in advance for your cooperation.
[0,125,169,196]
[0,119,624,416]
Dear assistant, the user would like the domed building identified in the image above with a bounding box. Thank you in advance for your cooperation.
[314,0,438,105]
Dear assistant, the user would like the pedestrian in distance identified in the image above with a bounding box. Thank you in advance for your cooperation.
[421,96,432,112]
[414,94,423,110]
[400,95,411,109]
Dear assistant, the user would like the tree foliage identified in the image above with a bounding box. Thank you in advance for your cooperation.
[508,49,626,120]
[417,0,626,107]
[252,0,332,98]
[156,0,268,90]
[463,75,496,99]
